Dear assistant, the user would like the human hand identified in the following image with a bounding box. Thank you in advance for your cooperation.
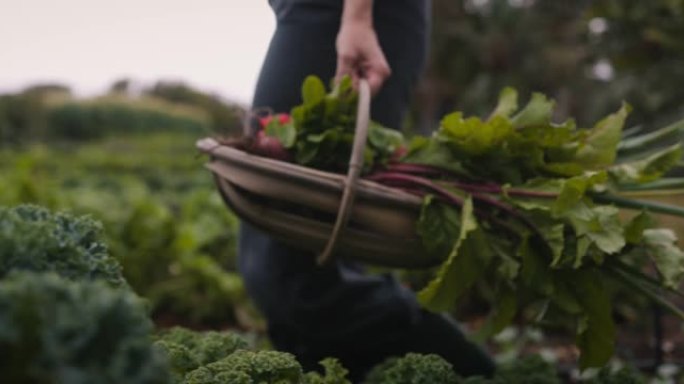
[335,2,391,95]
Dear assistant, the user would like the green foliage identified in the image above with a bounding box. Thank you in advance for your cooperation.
[461,355,560,384]
[363,353,460,384]
[0,271,170,384]
[146,81,243,136]
[584,365,646,384]
[303,358,352,384]
[0,204,126,286]
[390,89,684,368]
[418,197,494,312]
[155,327,249,383]
[407,89,633,184]
[0,134,248,327]
[290,75,404,173]
[422,0,684,133]
[48,97,209,141]
[0,80,244,145]
[183,350,304,384]
[494,355,560,384]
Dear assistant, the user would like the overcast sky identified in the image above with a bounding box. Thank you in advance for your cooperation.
[0,0,275,104]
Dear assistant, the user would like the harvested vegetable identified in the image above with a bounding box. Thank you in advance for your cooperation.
[235,76,684,370]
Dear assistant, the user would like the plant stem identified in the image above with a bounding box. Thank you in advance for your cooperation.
[591,193,684,218]
[365,172,465,207]
[607,266,684,320]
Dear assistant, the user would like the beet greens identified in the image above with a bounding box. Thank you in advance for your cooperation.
[253,77,684,370]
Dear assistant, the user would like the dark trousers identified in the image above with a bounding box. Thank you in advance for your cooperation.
[238,1,494,381]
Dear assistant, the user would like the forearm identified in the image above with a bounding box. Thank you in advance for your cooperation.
[337,0,389,94]
[341,0,373,26]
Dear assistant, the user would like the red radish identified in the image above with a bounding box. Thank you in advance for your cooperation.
[252,130,292,161]
[259,116,273,128]
[278,114,291,124]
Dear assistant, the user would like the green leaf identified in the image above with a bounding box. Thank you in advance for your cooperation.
[416,196,461,258]
[295,140,319,165]
[438,113,514,156]
[368,122,404,153]
[575,103,630,168]
[332,75,353,97]
[564,203,625,260]
[488,87,518,120]
[552,172,607,216]
[519,235,554,296]
[301,76,326,105]
[542,223,566,267]
[265,121,297,148]
[609,144,683,184]
[403,137,468,175]
[418,197,493,312]
[475,286,517,341]
[511,93,554,128]
[525,211,565,266]
[549,275,583,315]
[624,211,654,244]
[572,270,615,369]
[642,229,684,288]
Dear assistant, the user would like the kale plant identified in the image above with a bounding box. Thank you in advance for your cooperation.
[154,327,248,382]
[0,271,170,384]
[0,204,125,286]
[363,353,460,384]
[183,349,303,384]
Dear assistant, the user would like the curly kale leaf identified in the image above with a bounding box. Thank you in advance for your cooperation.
[304,358,352,384]
[363,353,460,384]
[0,271,170,384]
[183,349,303,384]
[0,204,125,286]
[155,327,248,382]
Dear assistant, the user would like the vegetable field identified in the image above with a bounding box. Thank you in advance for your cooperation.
[3,1,684,380]
[2,84,684,382]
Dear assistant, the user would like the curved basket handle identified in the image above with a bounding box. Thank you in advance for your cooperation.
[317,79,371,265]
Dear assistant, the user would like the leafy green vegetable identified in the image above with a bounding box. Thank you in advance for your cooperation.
[366,88,684,369]
[304,358,352,384]
[418,197,494,312]
[0,271,170,384]
[155,327,249,383]
[253,78,684,371]
[288,75,404,172]
[0,204,126,286]
[363,353,460,384]
[183,349,303,384]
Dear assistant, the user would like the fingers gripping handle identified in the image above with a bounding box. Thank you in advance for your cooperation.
[317,79,371,265]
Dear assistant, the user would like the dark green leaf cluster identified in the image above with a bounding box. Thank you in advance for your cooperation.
[183,349,304,384]
[494,355,560,384]
[0,271,170,384]
[0,204,126,286]
[584,366,646,384]
[290,76,404,173]
[154,327,248,382]
[406,88,635,184]
[461,356,560,384]
[405,90,684,369]
[303,358,352,384]
[363,353,460,384]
